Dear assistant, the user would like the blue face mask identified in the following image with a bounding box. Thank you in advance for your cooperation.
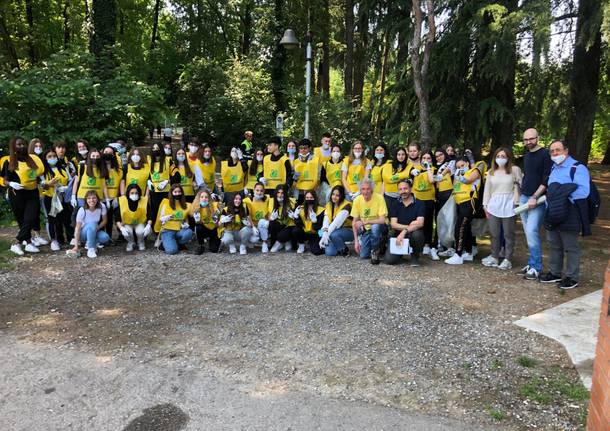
[287,148,296,155]
[47,158,58,166]
[200,201,209,208]
[176,155,186,162]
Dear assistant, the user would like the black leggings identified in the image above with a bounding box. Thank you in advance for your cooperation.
[433,190,452,247]
[293,228,323,255]
[195,224,220,252]
[9,188,40,243]
[43,195,73,243]
[420,199,435,246]
[455,201,474,255]
[275,224,298,248]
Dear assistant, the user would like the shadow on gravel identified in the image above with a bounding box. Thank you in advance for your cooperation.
[122,403,189,431]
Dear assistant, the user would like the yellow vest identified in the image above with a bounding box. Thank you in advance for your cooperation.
[105,167,122,198]
[370,162,389,187]
[77,166,105,198]
[0,156,7,187]
[196,201,219,229]
[313,146,331,164]
[42,167,69,198]
[299,205,325,233]
[294,156,320,191]
[412,165,436,201]
[381,163,410,193]
[175,165,194,196]
[148,157,172,193]
[344,159,368,192]
[263,154,288,189]
[245,160,264,189]
[221,207,247,231]
[119,195,148,225]
[453,168,480,204]
[221,161,245,193]
[154,198,190,231]
[437,171,454,192]
[11,155,44,190]
[244,196,269,222]
[268,197,296,226]
[324,160,343,188]
[325,200,352,228]
[201,159,216,190]
[125,164,149,193]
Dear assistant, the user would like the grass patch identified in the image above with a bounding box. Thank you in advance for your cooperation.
[519,375,590,406]
[517,355,538,368]
[520,377,552,404]
[490,358,502,371]
[486,406,506,421]
[0,239,15,270]
[551,377,590,401]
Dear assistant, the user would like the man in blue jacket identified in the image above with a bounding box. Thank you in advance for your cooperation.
[540,140,590,290]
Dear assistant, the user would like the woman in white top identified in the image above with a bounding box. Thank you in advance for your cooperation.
[70,190,110,258]
[482,148,522,270]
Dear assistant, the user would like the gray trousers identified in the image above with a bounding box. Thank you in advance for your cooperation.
[488,215,516,261]
[546,229,581,280]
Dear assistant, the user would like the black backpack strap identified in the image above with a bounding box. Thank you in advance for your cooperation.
[569,162,580,181]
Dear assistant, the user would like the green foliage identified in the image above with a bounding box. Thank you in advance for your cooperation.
[0,51,164,150]
[486,406,506,421]
[0,240,15,270]
[519,374,589,406]
[517,355,538,368]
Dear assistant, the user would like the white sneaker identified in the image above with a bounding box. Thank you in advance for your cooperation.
[481,255,498,267]
[270,242,282,253]
[498,259,512,270]
[10,243,24,256]
[284,242,292,252]
[261,242,269,253]
[229,244,237,254]
[24,242,40,253]
[471,246,478,257]
[70,238,77,246]
[461,252,473,262]
[239,244,247,255]
[126,242,134,252]
[445,254,463,265]
[87,248,97,258]
[50,240,61,251]
[524,267,539,280]
[138,242,146,251]
[430,248,439,261]
[438,247,455,257]
[250,234,260,244]
[423,245,431,255]
[297,243,305,254]
[32,235,49,246]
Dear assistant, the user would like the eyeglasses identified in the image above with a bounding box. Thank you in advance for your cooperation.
[524,137,538,142]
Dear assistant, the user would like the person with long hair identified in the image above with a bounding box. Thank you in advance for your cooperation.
[245,148,264,197]
[320,144,344,192]
[2,137,46,255]
[102,145,123,239]
[199,144,217,192]
[444,156,482,265]
[268,184,297,252]
[70,190,111,258]
[319,185,353,256]
[171,147,195,202]
[219,192,252,254]
[72,139,90,172]
[370,143,390,191]
[115,184,153,251]
[381,147,410,210]
[220,146,248,204]
[71,148,109,213]
[189,189,222,254]
[28,138,44,157]
[243,182,270,250]
[433,148,455,257]
[341,140,372,201]
[481,147,522,270]
[154,184,193,254]
[147,142,173,231]
[121,148,149,197]
[289,190,325,255]
[410,150,437,259]
[286,139,298,167]
[27,138,49,246]
[40,149,72,251]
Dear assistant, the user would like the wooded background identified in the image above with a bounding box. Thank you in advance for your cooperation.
[0,0,608,163]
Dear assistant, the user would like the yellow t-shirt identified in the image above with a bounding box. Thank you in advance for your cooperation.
[8,155,45,190]
[298,205,325,233]
[381,163,411,194]
[453,168,481,204]
[263,154,288,189]
[105,167,123,199]
[154,198,190,231]
[370,161,390,187]
[350,193,387,230]
[125,164,149,194]
[195,201,219,230]
[268,197,296,226]
[246,160,264,189]
[342,158,370,193]
[77,166,105,199]
[412,166,436,201]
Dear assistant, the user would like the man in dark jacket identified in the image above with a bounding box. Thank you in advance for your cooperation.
[540,140,590,290]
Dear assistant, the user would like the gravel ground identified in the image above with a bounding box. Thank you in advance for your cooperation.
[0,233,603,430]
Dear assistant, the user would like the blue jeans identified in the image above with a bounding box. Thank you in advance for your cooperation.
[358,224,388,258]
[161,228,193,255]
[81,222,110,249]
[325,228,354,256]
[519,194,545,271]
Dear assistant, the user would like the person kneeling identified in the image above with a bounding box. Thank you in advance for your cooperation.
[351,178,388,264]
[154,184,193,255]
[70,190,111,258]
[383,179,425,266]
[116,184,153,251]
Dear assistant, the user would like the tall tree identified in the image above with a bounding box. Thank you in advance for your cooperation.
[0,11,19,70]
[150,0,161,51]
[25,0,37,63]
[352,4,369,108]
[90,0,117,79]
[318,0,330,97]
[344,0,354,101]
[270,0,287,114]
[63,0,70,49]
[565,0,603,164]
[239,0,254,57]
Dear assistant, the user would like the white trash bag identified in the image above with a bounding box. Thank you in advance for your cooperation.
[437,198,456,249]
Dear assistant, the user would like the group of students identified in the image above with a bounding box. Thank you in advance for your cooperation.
[1,129,593,289]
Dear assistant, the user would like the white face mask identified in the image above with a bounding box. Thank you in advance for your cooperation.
[256,155,264,162]
[164,148,172,156]
[276,196,284,202]
[129,194,139,201]
[254,193,264,200]
[331,151,341,161]
[176,155,186,162]
[322,142,330,150]
[299,152,310,160]
[551,154,566,164]
[353,151,362,159]
[34,147,43,155]
[188,145,198,154]
[131,154,141,163]
[79,149,89,156]
[375,153,384,160]
[495,158,508,167]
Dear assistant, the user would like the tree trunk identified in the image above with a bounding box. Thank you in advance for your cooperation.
[319,0,330,97]
[344,0,354,101]
[271,0,286,114]
[0,13,19,69]
[150,0,161,51]
[352,5,368,108]
[239,0,253,57]
[565,0,603,164]
[602,142,610,165]
[375,26,391,138]
[25,0,37,63]
[63,0,70,49]
[90,0,117,79]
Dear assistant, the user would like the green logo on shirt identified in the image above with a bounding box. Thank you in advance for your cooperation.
[334,171,341,179]
[230,174,238,183]
[87,177,96,186]
[303,171,309,179]
[106,178,114,186]
[363,208,371,217]
[174,210,183,219]
[270,169,279,179]
[255,210,264,220]
[28,169,37,179]
[129,179,137,185]
[181,175,188,185]
[352,173,360,183]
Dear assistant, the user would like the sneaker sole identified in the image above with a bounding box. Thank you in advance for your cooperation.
[539,278,562,283]
[559,283,578,290]
[481,262,498,267]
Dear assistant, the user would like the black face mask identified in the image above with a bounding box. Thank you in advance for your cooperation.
[305,200,315,205]
[152,150,161,157]
[103,153,113,161]
[172,194,182,200]
[16,146,27,156]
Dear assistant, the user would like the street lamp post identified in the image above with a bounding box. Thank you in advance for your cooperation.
[279,28,313,139]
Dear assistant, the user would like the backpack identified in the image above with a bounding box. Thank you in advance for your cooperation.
[570,162,600,224]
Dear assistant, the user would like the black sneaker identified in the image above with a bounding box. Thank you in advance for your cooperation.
[196,245,205,255]
[371,248,380,265]
[339,247,350,257]
[410,254,420,267]
[539,272,562,283]
[559,278,578,290]
[178,244,188,251]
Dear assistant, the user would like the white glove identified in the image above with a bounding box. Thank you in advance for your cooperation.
[290,206,302,220]
[243,187,249,196]
[57,185,68,193]
[181,222,190,229]
[269,210,278,221]
[142,224,152,237]
[258,177,267,186]
[242,217,251,227]
[433,174,444,182]
[319,232,330,248]
[157,180,169,191]
[160,214,173,224]
[219,215,233,224]
[193,212,201,223]
[120,226,131,238]
[105,199,111,209]
[293,171,301,180]
[8,182,23,190]
[236,148,243,160]
[211,193,219,201]
[349,192,360,200]
[309,210,317,223]
[112,198,119,209]
[411,168,420,176]
[147,180,154,190]
[71,195,78,207]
